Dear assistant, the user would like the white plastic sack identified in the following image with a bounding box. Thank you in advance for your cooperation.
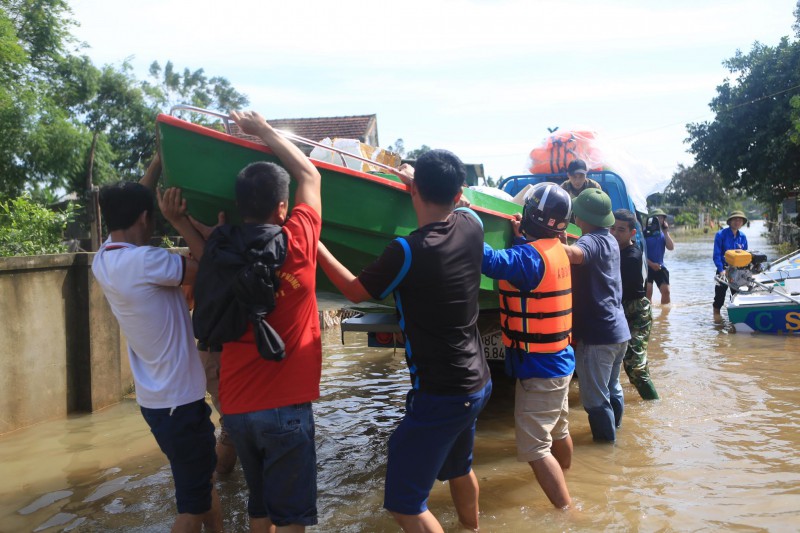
[310,138,400,173]
[470,186,515,203]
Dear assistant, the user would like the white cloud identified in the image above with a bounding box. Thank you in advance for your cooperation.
[68,0,797,178]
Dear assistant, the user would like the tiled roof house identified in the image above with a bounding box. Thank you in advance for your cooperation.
[225,113,488,184]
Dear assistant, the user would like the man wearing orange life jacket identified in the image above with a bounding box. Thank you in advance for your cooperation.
[482,182,574,509]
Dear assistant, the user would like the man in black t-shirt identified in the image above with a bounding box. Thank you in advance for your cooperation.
[317,149,491,532]
[610,209,659,400]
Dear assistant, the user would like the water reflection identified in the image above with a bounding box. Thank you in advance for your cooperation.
[1,221,799,531]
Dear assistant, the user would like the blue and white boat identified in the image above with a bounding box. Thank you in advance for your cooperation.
[725,249,800,334]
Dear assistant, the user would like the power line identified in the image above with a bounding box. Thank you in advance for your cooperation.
[611,82,800,141]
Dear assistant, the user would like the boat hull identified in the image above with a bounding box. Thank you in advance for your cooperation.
[727,297,800,334]
[156,114,522,309]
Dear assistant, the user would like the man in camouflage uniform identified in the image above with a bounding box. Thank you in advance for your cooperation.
[610,209,659,400]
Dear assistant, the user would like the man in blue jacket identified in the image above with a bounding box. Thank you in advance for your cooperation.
[713,210,748,312]
[482,182,574,509]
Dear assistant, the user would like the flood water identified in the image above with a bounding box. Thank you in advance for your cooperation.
[1,220,799,532]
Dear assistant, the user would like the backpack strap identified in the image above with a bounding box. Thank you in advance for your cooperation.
[379,237,412,299]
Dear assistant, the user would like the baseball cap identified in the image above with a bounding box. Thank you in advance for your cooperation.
[567,159,588,175]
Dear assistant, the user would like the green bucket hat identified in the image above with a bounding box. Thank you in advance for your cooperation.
[649,208,667,217]
[727,210,748,225]
[573,188,614,228]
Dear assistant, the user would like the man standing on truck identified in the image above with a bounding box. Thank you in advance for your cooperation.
[482,182,575,509]
[560,159,601,199]
[316,149,492,533]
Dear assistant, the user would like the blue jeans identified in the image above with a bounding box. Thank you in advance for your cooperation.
[574,340,627,442]
[224,403,318,527]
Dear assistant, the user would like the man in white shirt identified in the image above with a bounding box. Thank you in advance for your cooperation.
[92,167,223,533]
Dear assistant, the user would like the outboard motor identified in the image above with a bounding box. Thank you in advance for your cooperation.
[724,250,769,291]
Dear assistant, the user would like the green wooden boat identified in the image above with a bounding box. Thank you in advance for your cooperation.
[157,112,575,309]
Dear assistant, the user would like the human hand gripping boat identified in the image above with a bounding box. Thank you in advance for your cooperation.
[717,248,800,333]
[155,106,580,315]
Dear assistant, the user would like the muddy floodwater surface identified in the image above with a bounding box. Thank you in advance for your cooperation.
[1,221,799,532]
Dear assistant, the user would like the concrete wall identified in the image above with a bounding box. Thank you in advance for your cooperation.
[0,253,129,434]
[0,251,347,434]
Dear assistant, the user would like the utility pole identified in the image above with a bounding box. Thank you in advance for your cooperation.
[86,131,101,252]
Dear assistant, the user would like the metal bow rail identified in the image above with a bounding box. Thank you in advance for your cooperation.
[169,105,401,175]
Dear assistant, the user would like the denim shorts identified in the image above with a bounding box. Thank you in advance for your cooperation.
[140,399,217,515]
[384,380,492,516]
[224,403,318,527]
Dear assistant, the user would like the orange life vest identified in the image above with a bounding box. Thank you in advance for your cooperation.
[528,129,604,174]
[498,238,572,353]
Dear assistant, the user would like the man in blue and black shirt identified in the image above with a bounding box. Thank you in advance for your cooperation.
[317,149,491,532]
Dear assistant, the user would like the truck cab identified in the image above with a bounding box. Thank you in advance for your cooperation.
[497,170,647,251]
[342,170,647,364]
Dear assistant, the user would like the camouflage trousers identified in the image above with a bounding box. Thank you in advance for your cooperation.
[622,297,660,400]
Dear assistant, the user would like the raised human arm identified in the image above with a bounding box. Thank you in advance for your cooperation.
[562,243,585,265]
[231,110,321,216]
[138,154,161,190]
[188,213,226,241]
[182,257,199,286]
[158,188,207,261]
[394,163,415,187]
[317,241,372,303]
[482,241,544,292]
[663,222,674,251]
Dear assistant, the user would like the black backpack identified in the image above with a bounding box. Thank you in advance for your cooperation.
[193,223,288,361]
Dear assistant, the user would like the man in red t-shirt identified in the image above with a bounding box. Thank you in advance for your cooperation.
[170,110,322,532]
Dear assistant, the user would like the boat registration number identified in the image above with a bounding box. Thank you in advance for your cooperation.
[481,331,505,361]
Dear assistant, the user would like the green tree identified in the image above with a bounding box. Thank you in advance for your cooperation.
[0,0,91,198]
[0,1,70,198]
[145,60,249,115]
[406,145,432,159]
[685,29,800,214]
[386,138,431,160]
[0,193,76,256]
[0,0,249,200]
[663,164,727,208]
[387,138,406,157]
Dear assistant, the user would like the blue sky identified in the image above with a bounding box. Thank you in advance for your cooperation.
[69,0,797,183]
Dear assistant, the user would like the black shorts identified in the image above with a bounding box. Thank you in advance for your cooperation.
[646,265,670,287]
[140,399,217,515]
